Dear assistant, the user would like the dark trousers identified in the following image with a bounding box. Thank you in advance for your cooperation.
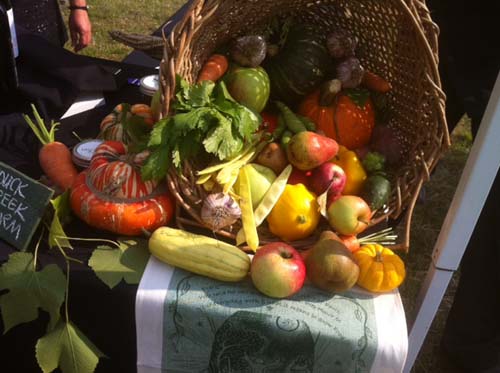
[442,169,500,371]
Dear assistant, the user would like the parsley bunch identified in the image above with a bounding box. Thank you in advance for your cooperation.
[141,76,261,181]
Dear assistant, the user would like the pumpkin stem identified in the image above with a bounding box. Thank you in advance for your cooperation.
[319,79,342,106]
[375,250,383,262]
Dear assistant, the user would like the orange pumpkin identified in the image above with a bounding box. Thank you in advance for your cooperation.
[70,141,174,235]
[298,86,375,150]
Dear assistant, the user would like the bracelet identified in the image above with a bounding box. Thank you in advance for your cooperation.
[68,5,89,11]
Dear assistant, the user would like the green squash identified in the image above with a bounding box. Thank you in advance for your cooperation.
[263,24,332,105]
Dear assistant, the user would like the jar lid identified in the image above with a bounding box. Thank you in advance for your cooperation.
[139,74,159,96]
[72,139,103,168]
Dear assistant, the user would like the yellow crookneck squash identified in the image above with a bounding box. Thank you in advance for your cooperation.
[354,243,406,292]
[266,183,320,242]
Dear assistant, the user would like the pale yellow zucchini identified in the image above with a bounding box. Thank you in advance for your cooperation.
[148,227,250,282]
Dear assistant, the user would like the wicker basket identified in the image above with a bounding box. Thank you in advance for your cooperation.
[158,0,449,251]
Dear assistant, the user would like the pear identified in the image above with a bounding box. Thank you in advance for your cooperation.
[286,131,339,170]
[305,238,359,293]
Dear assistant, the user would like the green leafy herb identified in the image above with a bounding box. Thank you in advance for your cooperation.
[0,252,66,333]
[141,76,261,181]
[88,239,150,289]
[36,320,105,373]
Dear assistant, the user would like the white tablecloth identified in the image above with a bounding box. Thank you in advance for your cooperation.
[136,257,408,373]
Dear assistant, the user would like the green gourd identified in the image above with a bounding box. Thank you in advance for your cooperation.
[361,174,391,210]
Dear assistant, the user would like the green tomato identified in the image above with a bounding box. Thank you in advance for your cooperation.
[224,65,270,113]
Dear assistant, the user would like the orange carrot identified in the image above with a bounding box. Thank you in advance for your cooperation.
[197,54,229,83]
[340,227,397,253]
[362,70,392,93]
[23,104,78,191]
[339,235,361,253]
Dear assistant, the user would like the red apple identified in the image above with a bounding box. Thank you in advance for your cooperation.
[327,195,371,235]
[310,162,346,196]
[250,242,306,298]
[326,189,342,209]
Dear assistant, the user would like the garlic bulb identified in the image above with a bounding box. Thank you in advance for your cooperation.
[201,193,241,231]
[327,30,358,60]
[336,57,365,89]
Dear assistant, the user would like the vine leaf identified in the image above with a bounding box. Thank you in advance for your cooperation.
[0,252,66,333]
[48,191,72,249]
[88,239,150,289]
[36,320,105,373]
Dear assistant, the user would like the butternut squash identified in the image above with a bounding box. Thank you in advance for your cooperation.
[148,227,251,282]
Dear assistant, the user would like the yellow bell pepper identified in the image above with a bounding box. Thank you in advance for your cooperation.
[331,145,367,195]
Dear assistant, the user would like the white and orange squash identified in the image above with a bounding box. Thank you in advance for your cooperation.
[70,141,174,236]
[98,103,154,143]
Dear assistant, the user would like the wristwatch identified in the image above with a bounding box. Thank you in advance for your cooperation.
[68,5,89,11]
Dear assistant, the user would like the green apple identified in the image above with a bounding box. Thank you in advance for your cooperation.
[327,195,371,235]
[234,163,276,209]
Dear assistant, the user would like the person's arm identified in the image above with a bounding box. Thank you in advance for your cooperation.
[68,0,92,52]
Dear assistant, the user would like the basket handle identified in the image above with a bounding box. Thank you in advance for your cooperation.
[400,0,450,148]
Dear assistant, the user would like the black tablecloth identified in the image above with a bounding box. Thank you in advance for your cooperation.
[0,1,194,369]
[0,61,157,373]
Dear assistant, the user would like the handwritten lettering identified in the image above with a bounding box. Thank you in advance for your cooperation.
[0,170,28,198]
[0,189,27,222]
[0,211,21,240]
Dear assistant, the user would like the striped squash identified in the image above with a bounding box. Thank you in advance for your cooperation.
[87,141,156,198]
[149,227,251,282]
[98,103,154,143]
[70,141,174,235]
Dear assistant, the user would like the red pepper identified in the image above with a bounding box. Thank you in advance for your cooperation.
[259,112,278,134]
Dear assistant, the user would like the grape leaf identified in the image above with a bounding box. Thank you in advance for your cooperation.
[48,191,72,249]
[88,239,150,289]
[36,320,105,373]
[0,252,66,333]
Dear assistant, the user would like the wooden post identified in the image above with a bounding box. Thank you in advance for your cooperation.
[404,72,500,372]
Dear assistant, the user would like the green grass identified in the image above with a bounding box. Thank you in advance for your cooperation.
[61,0,187,61]
[64,2,474,370]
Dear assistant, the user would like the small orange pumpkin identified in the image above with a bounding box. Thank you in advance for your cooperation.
[70,141,174,235]
[298,82,375,150]
[354,243,406,292]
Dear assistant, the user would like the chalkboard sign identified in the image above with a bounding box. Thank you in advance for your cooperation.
[0,161,54,251]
